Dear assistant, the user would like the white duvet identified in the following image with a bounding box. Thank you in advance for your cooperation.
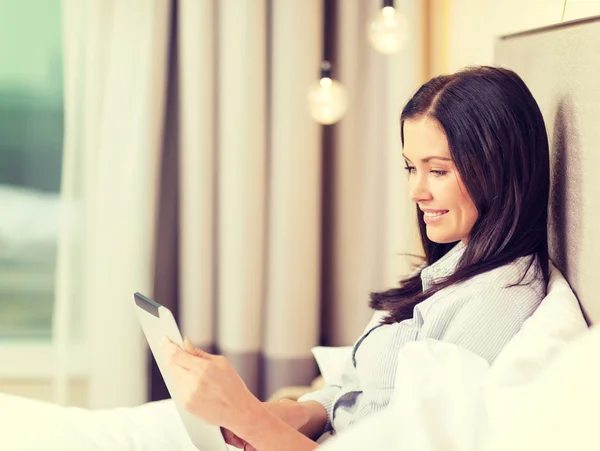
[1,265,596,451]
[319,326,600,451]
[0,395,205,451]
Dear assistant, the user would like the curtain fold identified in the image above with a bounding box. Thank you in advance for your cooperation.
[56,0,171,408]
[215,0,269,394]
[177,0,217,353]
[85,0,171,408]
[262,0,323,396]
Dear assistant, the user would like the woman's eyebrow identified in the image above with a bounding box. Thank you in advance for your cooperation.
[402,154,452,163]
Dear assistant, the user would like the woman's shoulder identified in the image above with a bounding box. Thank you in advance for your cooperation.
[467,255,544,292]
[460,255,545,319]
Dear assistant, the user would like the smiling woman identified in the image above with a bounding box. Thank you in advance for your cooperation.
[159,66,552,451]
[402,117,479,245]
[372,66,550,324]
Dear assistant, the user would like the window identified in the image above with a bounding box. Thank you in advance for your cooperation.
[0,0,63,341]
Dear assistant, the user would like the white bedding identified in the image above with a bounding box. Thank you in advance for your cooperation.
[319,264,593,451]
[318,325,600,451]
[0,265,594,451]
[0,394,203,451]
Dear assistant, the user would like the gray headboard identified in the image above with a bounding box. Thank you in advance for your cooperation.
[495,16,600,325]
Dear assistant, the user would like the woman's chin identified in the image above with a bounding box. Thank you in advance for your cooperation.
[426,229,460,244]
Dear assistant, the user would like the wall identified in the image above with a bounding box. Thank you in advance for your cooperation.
[440,0,600,72]
[494,17,600,325]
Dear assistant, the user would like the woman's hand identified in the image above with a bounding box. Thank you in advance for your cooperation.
[221,400,311,449]
[162,337,262,433]
[164,338,319,451]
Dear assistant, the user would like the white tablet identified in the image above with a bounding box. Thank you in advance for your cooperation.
[133,292,229,451]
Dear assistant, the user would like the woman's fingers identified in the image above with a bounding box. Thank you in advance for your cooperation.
[221,427,247,449]
[168,357,195,387]
[163,339,202,371]
[162,337,259,429]
[183,336,214,360]
[221,425,259,451]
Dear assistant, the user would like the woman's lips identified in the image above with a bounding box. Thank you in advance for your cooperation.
[422,209,449,224]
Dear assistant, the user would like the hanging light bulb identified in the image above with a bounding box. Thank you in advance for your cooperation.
[367,0,409,55]
[307,61,349,125]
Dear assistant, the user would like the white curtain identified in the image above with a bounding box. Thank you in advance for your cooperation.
[55,0,171,408]
[174,0,423,397]
[55,0,424,406]
[176,0,324,396]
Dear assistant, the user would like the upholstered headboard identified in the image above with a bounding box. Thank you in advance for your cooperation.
[495,16,600,325]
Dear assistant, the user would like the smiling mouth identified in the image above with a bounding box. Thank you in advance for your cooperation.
[422,210,449,224]
[422,210,448,217]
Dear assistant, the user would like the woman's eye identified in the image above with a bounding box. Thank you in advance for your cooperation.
[431,170,447,177]
[403,166,416,174]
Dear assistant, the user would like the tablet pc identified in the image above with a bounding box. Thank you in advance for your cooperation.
[133,292,229,451]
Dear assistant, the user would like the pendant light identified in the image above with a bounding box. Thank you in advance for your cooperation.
[367,0,409,55]
[307,0,349,125]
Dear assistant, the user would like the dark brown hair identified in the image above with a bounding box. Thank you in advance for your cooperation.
[371,66,550,324]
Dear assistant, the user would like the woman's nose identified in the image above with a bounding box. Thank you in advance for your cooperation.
[409,176,433,203]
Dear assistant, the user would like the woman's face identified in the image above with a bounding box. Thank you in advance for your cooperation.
[402,116,478,244]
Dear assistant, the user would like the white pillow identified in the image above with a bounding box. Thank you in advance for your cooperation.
[483,262,589,449]
[486,324,600,451]
[488,262,588,387]
[310,346,352,385]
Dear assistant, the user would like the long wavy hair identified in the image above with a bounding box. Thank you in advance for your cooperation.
[371,66,550,324]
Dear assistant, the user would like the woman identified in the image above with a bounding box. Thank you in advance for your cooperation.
[164,66,550,451]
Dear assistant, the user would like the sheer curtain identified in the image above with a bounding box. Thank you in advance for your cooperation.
[55,0,423,407]
[55,0,170,407]
[160,0,324,399]
[154,0,423,400]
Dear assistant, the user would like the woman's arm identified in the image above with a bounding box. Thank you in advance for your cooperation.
[233,402,320,451]
[222,399,327,448]
[297,401,329,439]
[163,339,327,450]
[248,399,329,440]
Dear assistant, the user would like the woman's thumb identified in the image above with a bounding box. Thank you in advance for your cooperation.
[183,336,213,359]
